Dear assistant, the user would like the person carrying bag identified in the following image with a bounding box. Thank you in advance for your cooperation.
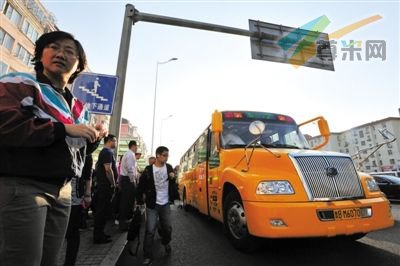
[126,205,146,256]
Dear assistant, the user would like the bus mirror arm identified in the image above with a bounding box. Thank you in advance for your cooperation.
[299,116,330,150]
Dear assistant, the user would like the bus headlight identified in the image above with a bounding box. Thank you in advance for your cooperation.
[256,181,294,195]
[366,178,380,192]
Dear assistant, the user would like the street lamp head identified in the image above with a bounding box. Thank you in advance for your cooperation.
[159,58,178,65]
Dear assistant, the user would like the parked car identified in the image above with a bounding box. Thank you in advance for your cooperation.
[372,175,400,200]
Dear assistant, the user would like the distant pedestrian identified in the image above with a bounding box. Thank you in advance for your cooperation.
[148,156,156,166]
[135,150,143,175]
[136,146,179,265]
[118,140,138,231]
[93,134,118,244]
[0,31,100,266]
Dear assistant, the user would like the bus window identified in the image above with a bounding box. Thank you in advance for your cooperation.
[188,146,195,168]
[197,130,207,164]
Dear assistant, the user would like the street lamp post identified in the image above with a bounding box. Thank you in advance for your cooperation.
[160,114,173,146]
[150,58,178,155]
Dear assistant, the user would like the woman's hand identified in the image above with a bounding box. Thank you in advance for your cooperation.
[65,124,98,143]
[94,123,108,141]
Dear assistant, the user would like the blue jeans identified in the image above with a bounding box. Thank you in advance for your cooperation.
[143,204,172,259]
[0,177,71,266]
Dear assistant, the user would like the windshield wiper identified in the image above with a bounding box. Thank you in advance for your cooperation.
[261,143,301,149]
[234,137,281,172]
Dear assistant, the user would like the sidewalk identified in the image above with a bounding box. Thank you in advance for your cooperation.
[58,220,127,266]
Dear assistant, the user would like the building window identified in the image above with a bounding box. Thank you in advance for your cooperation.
[372,161,377,167]
[0,60,8,75]
[21,19,39,43]
[4,3,22,27]
[0,28,15,52]
[0,0,5,11]
[15,44,33,66]
[359,130,364,138]
[390,159,395,165]
[366,165,371,170]
[388,150,393,155]
[0,28,4,44]
[361,140,366,146]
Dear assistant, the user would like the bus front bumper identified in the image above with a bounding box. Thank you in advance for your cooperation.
[243,197,394,238]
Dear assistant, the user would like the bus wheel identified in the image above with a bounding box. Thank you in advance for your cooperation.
[223,190,258,252]
[182,188,190,211]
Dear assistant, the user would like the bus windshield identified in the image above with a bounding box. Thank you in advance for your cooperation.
[221,120,310,150]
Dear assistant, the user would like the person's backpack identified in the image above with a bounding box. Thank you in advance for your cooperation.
[126,207,144,256]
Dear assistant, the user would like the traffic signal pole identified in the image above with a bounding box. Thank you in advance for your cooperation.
[111,4,330,154]
[110,4,255,154]
[108,4,135,148]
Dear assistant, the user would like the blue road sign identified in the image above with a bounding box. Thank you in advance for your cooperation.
[71,72,118,115]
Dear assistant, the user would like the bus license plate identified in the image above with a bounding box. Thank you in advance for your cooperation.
[334,208,361,220]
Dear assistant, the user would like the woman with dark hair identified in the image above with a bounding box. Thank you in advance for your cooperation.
[0,31,104,266]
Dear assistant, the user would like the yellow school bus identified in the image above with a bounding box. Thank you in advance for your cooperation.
[178,110,394,251]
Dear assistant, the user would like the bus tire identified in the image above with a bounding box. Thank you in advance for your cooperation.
[223,190,259,252]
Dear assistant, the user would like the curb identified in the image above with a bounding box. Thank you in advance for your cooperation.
[99,232,127,266]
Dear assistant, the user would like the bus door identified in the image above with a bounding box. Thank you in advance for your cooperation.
[193,130,208,215]
[207,128,223,221]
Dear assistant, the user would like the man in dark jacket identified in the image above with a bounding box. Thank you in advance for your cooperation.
[136,146,179,265]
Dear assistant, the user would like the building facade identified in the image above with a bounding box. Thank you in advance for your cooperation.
[119,117,148,171]
[308,117,400,173]
[0,0,57,75]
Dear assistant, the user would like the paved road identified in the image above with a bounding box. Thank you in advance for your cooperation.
[117,203,400,266]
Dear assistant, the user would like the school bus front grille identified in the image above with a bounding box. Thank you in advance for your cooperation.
[291,155,364,201]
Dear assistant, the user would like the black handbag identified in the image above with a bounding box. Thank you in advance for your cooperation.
[126,207,143,256]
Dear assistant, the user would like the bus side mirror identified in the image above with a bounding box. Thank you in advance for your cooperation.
[299,116,330,150]
[211,111,222,151]
[318,118,330,138]
[211,110,222,133]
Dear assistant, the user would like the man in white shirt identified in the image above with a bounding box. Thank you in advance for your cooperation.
[118,140,138,231]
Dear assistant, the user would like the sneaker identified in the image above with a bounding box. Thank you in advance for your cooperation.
[143,258,153,265]
[165,244,172,254]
